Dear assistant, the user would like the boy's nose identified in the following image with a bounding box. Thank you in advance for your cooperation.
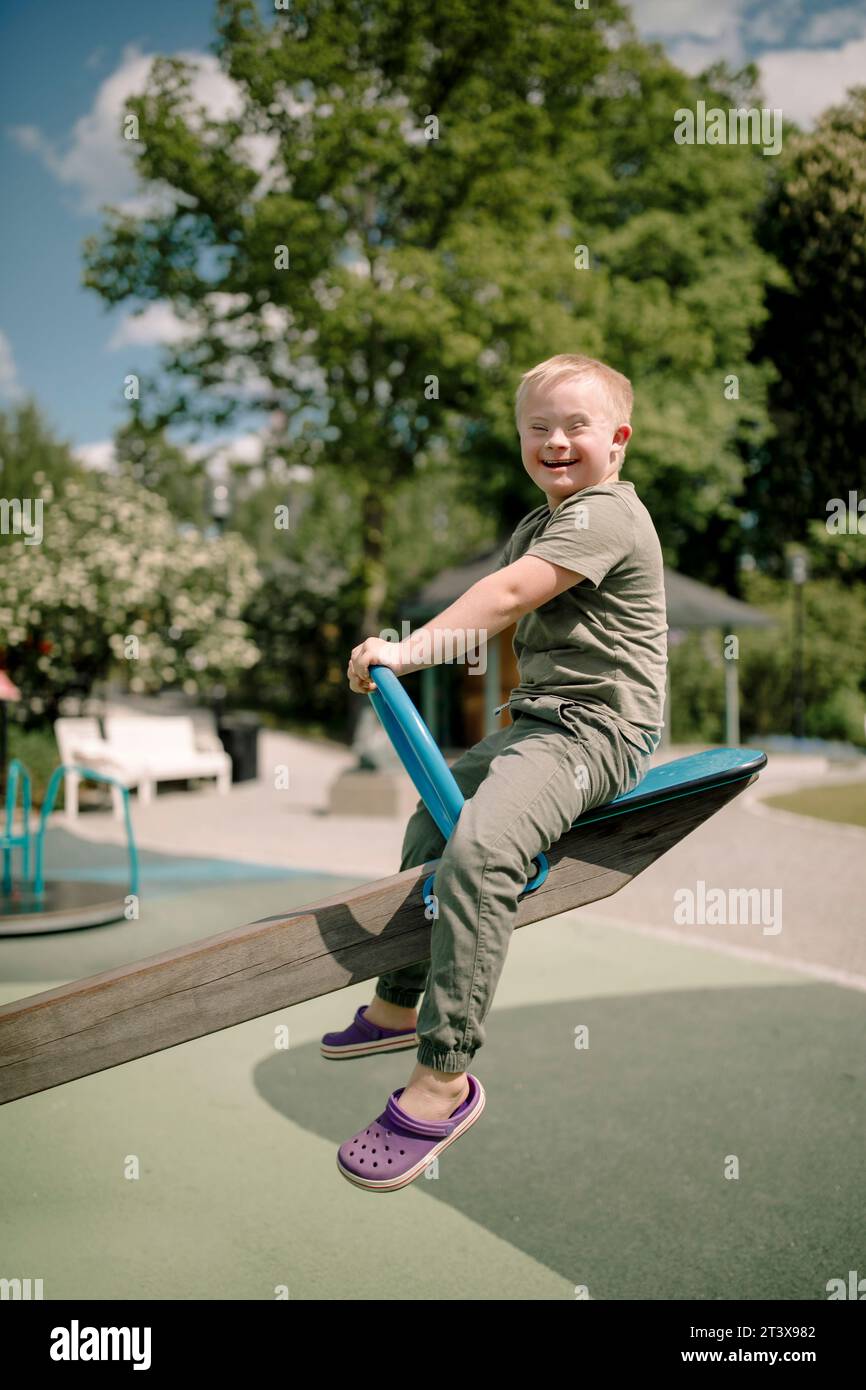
[545,428,569,448]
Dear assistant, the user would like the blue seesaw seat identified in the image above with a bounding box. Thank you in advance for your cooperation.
[572,747,768,828]
[367,666,766,901]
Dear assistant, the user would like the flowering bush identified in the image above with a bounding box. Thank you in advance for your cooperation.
[0,471,262,721]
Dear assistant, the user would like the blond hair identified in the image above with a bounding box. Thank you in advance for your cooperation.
[514,353,634,460]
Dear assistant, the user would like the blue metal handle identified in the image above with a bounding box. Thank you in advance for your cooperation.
[367,663,547,897]
[367,665,465,841]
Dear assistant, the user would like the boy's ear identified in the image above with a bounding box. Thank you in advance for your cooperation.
[612,425,630,469]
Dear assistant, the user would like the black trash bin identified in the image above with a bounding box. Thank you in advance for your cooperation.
[216,712,261,783]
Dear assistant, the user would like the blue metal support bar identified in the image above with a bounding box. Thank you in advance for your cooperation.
[2,758,32,895]
[33,764,139,899]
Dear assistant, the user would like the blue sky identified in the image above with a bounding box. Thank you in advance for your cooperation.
[1,0,865,466]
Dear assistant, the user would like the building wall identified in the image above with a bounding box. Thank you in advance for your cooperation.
[457,625,520,747]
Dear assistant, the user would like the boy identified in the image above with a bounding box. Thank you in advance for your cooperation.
[330,353,668,1190]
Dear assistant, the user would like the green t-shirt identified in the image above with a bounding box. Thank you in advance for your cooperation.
[494,480,668,749]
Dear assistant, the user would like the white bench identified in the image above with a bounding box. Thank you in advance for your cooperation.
[54,717,146,821]
[54,716,232,821]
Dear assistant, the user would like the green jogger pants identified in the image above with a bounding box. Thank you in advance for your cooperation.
[375,701,658,1073]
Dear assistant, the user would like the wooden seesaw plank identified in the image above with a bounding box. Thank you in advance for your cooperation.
[0,760,763,1105]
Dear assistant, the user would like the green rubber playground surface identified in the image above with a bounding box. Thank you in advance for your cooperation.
[763,780,866,828]
[1,855,863,1301]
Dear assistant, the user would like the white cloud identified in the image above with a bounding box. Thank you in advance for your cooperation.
[630,0,746,42]
[73,440,116,471]
[802,7,866,46]
[630,0,748,74]
[190,431,266,474]
[629,0,866,127]
[74,429,280,479]
[107,301,198,350]
[236,131,284,194]
[760,35,866,126]
[10,43,246,217]
[107,292,274,353]
[744,11,791,46]
[662,34,744,72]
[0,329,22,401]
[104,294,294,405]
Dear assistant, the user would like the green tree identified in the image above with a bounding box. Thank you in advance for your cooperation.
[235,454,498,727]
[114,413,209,526]
[0,399,80,500]
[737,569,866,747]
[81,0,779,648]
[0,470,262,724]
[750,85,866,563]
[806,513,866,586]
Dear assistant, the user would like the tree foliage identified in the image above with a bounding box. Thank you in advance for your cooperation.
[82,0,779,630]
[114,413,210,526]
[1,466,261,723]
[751,85,866,562]
[0,398,80,499]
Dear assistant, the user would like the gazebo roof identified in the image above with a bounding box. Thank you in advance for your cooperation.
[403,546,775,630]
[663,567,774,630]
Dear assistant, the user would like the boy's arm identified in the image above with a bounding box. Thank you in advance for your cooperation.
[395,556,585,674]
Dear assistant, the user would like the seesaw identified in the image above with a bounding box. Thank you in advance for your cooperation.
[0,669,766,1104]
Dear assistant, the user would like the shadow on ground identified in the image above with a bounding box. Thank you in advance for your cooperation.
[255,986,865,1301]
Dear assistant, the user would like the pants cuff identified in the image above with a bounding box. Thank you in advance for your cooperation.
[374,984,422,1008]
[416,1040,475,1073]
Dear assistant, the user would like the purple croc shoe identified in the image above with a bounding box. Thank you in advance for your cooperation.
[320,1005,419,1060]
[336,1074,486,1191]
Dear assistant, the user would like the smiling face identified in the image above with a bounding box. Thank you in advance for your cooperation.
[518,375,632,510]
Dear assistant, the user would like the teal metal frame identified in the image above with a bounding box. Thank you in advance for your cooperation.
[33,764,140,898]
[1,758,140,904]
[2,758,32,895]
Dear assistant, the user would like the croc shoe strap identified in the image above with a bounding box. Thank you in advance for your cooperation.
[385,1088,460,1139]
